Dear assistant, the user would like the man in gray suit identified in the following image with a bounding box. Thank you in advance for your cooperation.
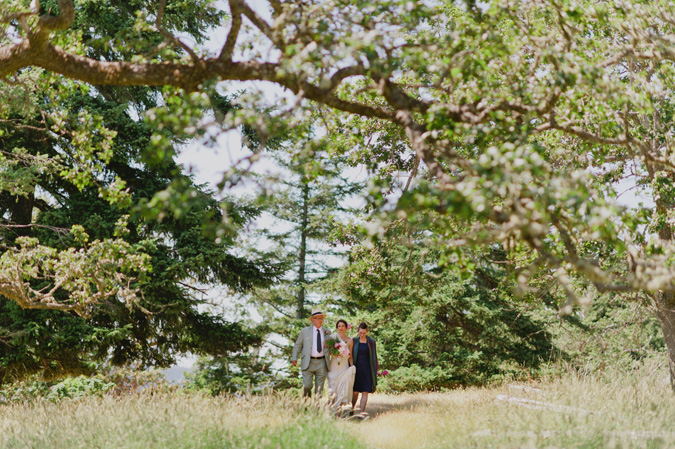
[292,308,332,397]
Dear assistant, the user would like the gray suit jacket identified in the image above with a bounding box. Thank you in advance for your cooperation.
[292,326,331,371]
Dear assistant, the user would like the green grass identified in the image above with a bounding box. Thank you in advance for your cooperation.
[0,393,365,449]
[2,362,675,449]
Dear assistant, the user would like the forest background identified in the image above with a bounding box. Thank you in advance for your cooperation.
[0,0,674,402]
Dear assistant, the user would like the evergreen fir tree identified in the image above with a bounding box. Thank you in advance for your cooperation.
[0,2,277,383]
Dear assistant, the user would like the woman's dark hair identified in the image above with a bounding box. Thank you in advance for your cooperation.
[336,319,348,329]
[358,322,368,331]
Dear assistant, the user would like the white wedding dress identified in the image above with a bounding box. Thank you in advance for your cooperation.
[327,335,356,409]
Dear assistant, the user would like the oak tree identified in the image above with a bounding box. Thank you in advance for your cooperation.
[6,0,675,384]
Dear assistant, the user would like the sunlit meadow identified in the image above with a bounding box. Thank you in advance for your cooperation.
[2,362,675,449]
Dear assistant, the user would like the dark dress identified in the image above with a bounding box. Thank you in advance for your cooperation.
[353,340,372,393]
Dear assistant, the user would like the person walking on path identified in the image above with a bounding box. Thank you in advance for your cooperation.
[352,322,378,415]
[292,308,332,397]
[327,319,356,411]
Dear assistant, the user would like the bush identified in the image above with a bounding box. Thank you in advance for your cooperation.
[539,294,666,380]
[0,378,50,403]
[185,353,274,396]
[46,376,115,400]
[0,363,172,403]
[0,375,114,403]
[102,365,175,395]
[378,364,457,392]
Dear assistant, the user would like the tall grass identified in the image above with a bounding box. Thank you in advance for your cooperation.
[354,358,675,449]
[3,361,675,449]
[0,393,365,449]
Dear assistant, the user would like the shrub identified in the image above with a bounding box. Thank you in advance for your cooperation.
[378,364,457,392]
[46,376,115,400]
[0,375,114,403]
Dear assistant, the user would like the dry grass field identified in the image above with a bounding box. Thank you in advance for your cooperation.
[1,365,674,449]
[352,364,675,449]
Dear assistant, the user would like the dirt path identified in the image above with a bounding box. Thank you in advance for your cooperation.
[343,392,475,449]
[341,385,675,449]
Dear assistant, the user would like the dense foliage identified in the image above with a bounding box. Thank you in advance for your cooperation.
[0,0,277,383]
[327,219,555,390]
[6,0,675,388]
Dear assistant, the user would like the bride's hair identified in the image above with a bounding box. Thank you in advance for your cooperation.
[336,319,348,329]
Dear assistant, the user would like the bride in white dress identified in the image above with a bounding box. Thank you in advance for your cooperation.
[327,319,356,411]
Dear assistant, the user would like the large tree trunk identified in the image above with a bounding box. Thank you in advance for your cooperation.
[8,191,35,240]
[655,293,675,390]
[295,183,310,319]
[654,202,675,389]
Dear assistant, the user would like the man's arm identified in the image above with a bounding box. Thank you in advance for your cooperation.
[291,328,304,367]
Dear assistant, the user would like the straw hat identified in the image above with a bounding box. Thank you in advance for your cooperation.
[308,308,326,319]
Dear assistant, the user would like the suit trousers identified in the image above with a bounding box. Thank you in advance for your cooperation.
[302,358,327,397]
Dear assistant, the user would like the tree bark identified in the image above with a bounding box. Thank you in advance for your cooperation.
[8,191,35,239]
[654,198,675,389]
[295,182,310,319]
[655,293,675,390]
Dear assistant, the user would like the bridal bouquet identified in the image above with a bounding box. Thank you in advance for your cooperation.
[324,336,350,364]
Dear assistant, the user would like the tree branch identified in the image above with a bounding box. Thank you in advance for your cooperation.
[219,3,243,62]
[231,0,273,40]
[36,0,75,33]
[154,0,199,62]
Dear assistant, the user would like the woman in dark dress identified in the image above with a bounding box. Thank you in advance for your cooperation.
[351,322,378,415]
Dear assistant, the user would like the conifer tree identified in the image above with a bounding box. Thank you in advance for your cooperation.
[329,220,555,389]
[0,1,277,382]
